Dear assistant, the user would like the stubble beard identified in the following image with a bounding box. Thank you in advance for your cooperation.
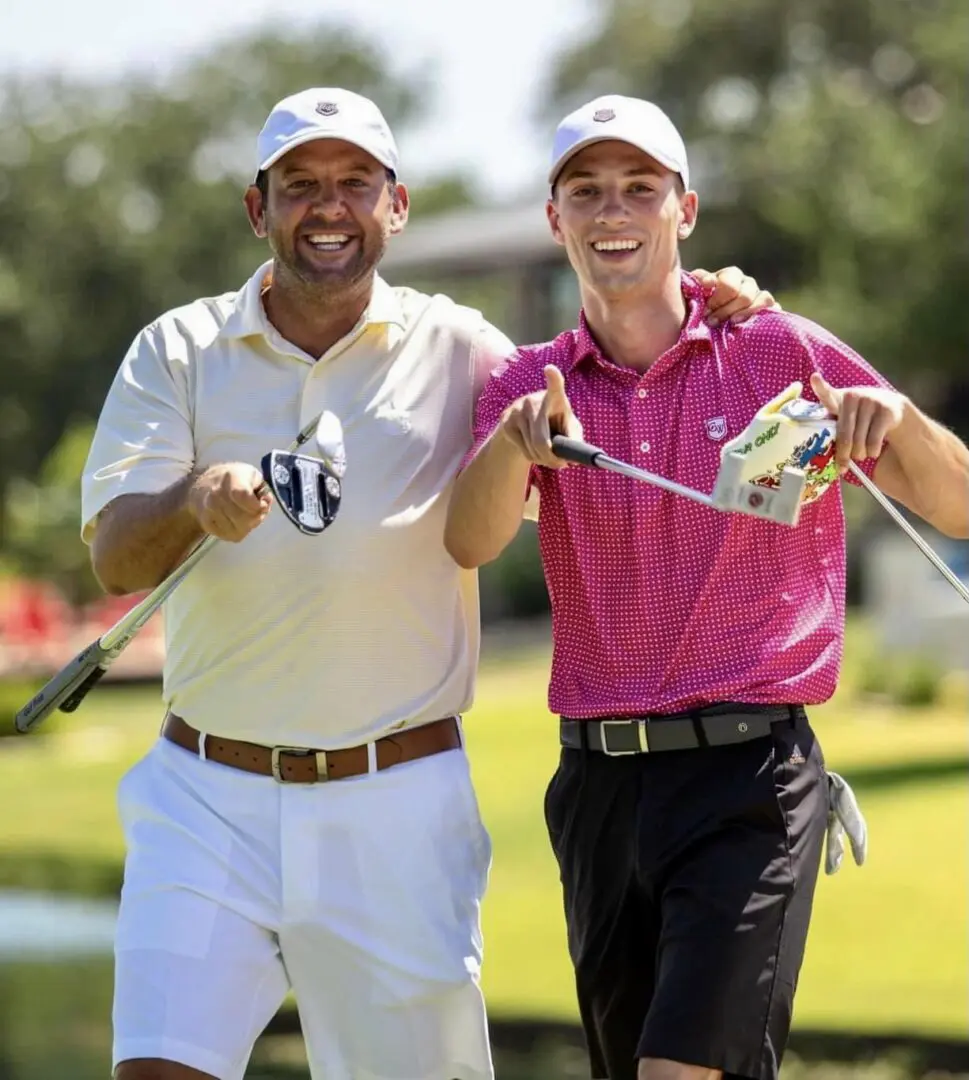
[270,223,389,305]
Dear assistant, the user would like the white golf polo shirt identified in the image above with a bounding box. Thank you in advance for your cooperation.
[81,260,515,748]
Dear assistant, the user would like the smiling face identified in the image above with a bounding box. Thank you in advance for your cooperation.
[547,140,697,301]
[244,138,409,298]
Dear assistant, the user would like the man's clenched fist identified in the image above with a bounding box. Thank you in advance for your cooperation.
[188,463,272,542]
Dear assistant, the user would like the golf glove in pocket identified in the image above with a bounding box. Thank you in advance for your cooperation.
[825,770,868,875]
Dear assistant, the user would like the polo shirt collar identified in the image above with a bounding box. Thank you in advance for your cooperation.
[568,269,712,371]
[219,259,407,341]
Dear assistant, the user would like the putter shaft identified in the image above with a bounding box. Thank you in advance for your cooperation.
[593,454,715,509]
[848,462,969,606]
[99,536,215,652]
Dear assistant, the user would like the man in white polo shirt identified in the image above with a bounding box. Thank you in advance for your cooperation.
[82,86,776,1080]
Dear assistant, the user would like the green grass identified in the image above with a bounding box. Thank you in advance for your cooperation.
[468,640,969,1037]
[0,631,966,1039]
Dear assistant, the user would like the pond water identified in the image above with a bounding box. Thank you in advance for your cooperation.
[0,890,588,1080]
[0,892,951,1080]
[0,890,117,959]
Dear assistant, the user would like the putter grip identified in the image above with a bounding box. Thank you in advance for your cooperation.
[551,435,604,467]
[14,640,111,733]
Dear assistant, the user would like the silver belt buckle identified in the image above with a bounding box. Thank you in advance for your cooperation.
[271,746,329,783]
[600,719,649,755]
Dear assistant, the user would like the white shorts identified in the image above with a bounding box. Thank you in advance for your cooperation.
[112,728,494,1080]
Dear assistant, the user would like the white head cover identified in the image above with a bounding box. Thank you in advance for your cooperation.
[315,410,347,478]
[720,383,840,505]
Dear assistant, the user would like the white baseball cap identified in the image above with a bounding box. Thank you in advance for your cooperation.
[254,87,399,179]
[548,94,689,191]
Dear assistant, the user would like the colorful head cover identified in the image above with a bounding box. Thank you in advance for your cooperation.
[720,383,840,505]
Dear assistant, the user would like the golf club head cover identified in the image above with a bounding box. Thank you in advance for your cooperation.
[825,770,868,875]
[260,450,342,535]
[719,382,841,505]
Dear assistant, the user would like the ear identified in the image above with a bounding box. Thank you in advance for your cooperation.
[387,181,410,236]
[244,185,268,239]
[546,196,566,247]
[676,190,699,241]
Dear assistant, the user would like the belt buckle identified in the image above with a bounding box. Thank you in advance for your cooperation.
[600,719,649,755]
[270,746,328,783]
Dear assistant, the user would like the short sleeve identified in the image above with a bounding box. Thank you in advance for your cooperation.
[471,320,517,404]
[80,324,195,543]
[771,314,897,486]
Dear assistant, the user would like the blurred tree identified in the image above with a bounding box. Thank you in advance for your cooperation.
[541,0,968,419]
[0,22,475,552]
[4,418,100,605]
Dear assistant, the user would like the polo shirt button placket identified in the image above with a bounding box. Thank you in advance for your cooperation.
[633,382,651,454]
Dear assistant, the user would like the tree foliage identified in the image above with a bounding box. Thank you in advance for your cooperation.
[542,0,968,407]
[0,22,472,554]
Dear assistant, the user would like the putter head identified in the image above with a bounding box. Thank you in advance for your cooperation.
[261,451,342,535]
[261,412,347,536]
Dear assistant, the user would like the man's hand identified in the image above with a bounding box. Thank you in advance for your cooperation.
[691,266,781,326]
[188,463,273,542]
[810,373,907,468]
[499,365,583,469]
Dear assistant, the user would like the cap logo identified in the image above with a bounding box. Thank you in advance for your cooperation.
[593,108,616,123]
[316,102,339,117]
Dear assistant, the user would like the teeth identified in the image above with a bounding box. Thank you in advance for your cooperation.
[593,240,640,251]
[306,233,351,247]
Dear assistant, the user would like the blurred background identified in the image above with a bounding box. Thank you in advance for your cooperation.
[0,0,966,1076]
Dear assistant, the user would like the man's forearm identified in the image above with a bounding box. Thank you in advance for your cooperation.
[445,431,534,569]
[91,475,204,595]
[875,402,969,538]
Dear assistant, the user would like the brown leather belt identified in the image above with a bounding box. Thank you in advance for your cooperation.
[161,712,462,784]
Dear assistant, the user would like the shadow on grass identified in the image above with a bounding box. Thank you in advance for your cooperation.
[255,1015,969,1076]
[490,1019,969,1072]
[836,755,969,793]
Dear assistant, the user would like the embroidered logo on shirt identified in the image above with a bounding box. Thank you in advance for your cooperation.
[789,744,806,764]
[593,108,616,122]
[705,416,728,441]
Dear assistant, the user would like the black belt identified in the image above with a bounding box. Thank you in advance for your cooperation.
[560,704,802,755]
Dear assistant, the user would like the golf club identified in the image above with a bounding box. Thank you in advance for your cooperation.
[551,435,808,525]
[550,435,969,606]
[847,462,969,606]
[14,410,345,734]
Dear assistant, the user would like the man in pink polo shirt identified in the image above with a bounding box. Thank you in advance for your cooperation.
[445,95,969,1080]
